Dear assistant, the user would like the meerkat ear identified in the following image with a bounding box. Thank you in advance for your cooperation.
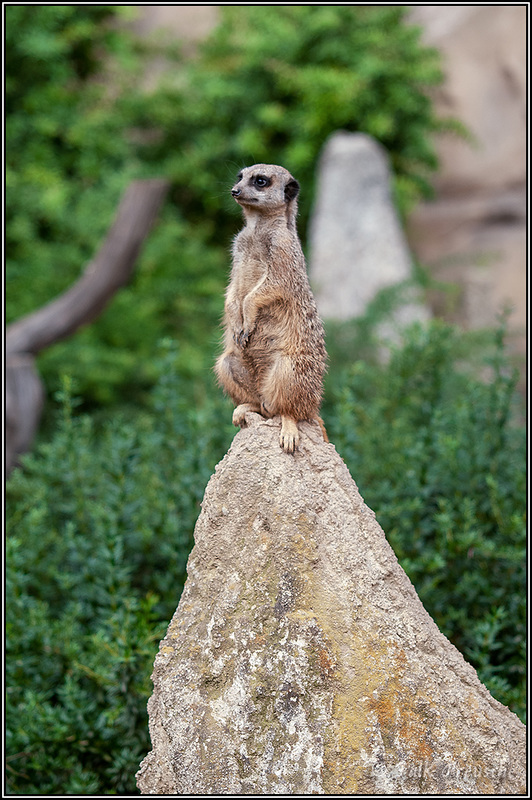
[284,179,300,202]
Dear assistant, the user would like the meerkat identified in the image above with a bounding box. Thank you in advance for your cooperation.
[214,163,328,454]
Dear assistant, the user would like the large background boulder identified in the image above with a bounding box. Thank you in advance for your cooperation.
[137,414,526,795]
[308,132,428,324]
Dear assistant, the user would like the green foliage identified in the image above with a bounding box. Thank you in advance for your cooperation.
[5,5,167,408]
[6,5,142,306]
[10,8,522,789]
[329,320,526,721]
[37,208,228,409]
[139,5,452,227]
[6,5,455,412]
[6,348,234,794]
[6,324,526,793]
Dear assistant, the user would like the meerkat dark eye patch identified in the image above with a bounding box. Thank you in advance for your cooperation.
[284,179,300,202]
[253,175,271,188]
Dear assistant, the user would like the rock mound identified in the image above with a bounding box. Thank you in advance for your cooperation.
[137,412,525,794]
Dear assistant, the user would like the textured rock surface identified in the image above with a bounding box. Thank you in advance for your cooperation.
[137,413,526,795]
[308,132,428,327]
[406,5,526,357]
[408,5,525,195]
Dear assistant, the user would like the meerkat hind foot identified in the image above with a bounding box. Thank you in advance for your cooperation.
[280,416,299,454]
[232,403,261,428]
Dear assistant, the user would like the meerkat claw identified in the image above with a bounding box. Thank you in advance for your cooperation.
[235,329,251,348]
[260,401,272,418]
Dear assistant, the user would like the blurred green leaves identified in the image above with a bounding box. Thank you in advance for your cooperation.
[7,5,456,412]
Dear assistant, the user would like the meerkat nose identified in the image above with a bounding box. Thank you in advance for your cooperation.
[231,189,241,197]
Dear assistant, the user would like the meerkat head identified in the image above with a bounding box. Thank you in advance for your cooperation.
[231,164,299,222]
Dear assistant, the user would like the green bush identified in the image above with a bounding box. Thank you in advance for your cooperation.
[329,320,526,721]
[6,347,234,794]
[6,5,142,315]
[6,324,525,793]
[6,5,454,412]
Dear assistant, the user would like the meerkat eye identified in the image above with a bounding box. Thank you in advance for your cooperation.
[253,175,270,188]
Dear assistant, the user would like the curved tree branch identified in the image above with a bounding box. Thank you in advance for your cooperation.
[6,178,170,474]
[7,179,169,356]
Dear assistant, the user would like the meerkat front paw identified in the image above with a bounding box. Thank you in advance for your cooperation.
[232,403,261,428]
[280,416,299,454]
[232,404,248,427]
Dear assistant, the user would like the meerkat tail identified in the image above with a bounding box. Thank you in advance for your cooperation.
[317,415,329,443]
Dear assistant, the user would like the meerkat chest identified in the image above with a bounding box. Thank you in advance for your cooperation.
[231,232,269,298]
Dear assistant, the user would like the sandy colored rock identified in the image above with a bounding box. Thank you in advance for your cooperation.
[131,5,219,50]
[137,413,526,795]
[407,5,526,195]
[309,132,427,324]
[406,5,526,359]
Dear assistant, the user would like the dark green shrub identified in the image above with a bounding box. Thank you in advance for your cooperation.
[6,347,234,794]
[6,324,526,794]
[329,320,526,721]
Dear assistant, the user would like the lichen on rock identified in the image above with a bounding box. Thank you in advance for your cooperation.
[136,412,526,795]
